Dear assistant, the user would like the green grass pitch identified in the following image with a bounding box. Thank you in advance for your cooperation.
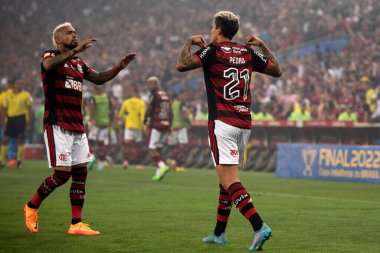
[0,161,379,253]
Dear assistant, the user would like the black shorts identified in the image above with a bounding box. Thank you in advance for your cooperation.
[4,115,27,138]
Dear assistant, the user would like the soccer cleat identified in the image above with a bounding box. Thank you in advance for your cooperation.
[123,160,129,169]
[202,230,227,245]
[166,159,177,170]
[249,223,272,251]
[175,167,186,172]
[157,165,170,181]
[152,174,159,181]
[24,204,38,233]
[87,156,97,171]
[7,160,17,167]
[68,222,100,236]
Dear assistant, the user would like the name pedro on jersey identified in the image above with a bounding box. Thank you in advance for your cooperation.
[229,57,245,64]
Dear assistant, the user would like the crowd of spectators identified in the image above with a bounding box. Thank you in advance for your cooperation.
[1,0,379,132]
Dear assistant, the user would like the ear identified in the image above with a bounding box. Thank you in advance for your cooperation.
[216,26,222,36]
[54,32,63,45]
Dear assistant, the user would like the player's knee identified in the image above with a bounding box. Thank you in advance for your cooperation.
[54,166,72,172]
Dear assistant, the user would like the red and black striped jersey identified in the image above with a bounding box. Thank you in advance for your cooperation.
[41,50,93,133]
[193,42,270,129]
[145,90,172,131]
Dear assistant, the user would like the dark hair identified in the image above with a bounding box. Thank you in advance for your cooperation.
[9,70,22,83]
[214,12,239,40]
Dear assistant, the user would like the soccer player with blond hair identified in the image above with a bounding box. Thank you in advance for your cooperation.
[144,76,172,181]
[23,22,135,235]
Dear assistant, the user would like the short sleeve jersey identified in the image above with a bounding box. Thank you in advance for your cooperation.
[2,89,33,117]
[193,42,270,129]
[41,50,93,132]
[146,90,171,131]
[119,97,146,130]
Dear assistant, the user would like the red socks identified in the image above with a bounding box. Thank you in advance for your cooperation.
[228,182,264,232]
[28,170,71,209]
[70,167,88,224]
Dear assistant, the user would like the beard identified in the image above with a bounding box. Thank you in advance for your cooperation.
[64,41,78,50]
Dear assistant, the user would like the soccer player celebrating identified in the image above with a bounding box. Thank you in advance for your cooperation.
[176,11,282,251]
[144,76,172,181]
[24,22,135,235]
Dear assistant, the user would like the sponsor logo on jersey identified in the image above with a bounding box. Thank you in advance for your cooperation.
[65,78,82,91]
[233,105,250,112]
[230,47,248,54]
[221,46,232,53]
[254,51,268,63]
[199,46,211,59]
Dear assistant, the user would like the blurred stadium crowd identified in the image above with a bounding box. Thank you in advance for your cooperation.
[0,0,380,144]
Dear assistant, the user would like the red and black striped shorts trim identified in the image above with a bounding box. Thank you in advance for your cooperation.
[46,125,57,167]
[208,120,219,165]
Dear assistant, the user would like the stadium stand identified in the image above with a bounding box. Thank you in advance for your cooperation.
[1,0,379,168]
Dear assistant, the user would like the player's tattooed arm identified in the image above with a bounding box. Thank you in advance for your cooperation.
[246,35,282,77]
[43,38,97,71]
[176,35,206,72]
[86,53,136,85]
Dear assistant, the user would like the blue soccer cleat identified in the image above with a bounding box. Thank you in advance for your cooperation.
[249,223,272,251]
[202,230,227,245]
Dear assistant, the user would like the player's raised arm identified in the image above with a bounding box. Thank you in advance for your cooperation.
[246,35,282,77]
[86,53,136,85]
[176,35,207,72]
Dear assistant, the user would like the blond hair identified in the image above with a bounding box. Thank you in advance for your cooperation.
[52,22,73,47]
[147,76,160,85]
[214,11,239,22]
[213,11,240,39]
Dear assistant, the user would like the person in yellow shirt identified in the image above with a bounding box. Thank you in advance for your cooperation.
[0,73,33,168]
[118,89,146,168]
[364,77,377,113]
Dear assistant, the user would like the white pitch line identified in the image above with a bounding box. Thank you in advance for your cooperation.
[256,191,380,205]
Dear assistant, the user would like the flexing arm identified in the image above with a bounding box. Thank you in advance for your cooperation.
[176,35,207,72]
[246,35,282,77]
[42,38,97,71]
[86,53,136,85]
